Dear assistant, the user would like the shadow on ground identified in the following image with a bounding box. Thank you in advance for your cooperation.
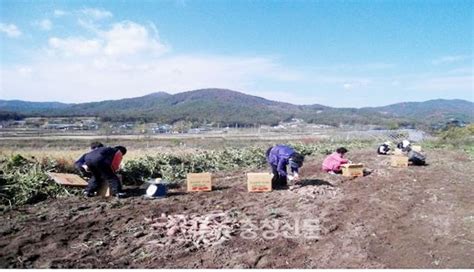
[297,179,334,187]
[124,187,146,197]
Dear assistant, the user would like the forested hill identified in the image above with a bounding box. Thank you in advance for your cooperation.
[1,88,472,126]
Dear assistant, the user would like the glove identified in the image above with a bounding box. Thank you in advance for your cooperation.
[288,173,300,183]
[78,164,92,178]
[82,165,89,172]
[293,173,300,182]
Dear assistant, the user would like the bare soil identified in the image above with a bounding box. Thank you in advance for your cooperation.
[1,149,473,268]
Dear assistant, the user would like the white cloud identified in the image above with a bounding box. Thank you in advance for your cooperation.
[0,23,22,38]
[0,53,302,102]
[46,21,168,59]
[342,83,353,90]
[6,14,286,100]
[432,55,471,65]
[48,37,102,56]
[54,9,68,17]
[75,8,114,33]
[5,11,471,105]
[77,18,100,33]
[17,66,33,75]
[102,21,168,57]
[80,8,113,20]
[38,19,52,31]
[342,79,371,90]
[333,77,372,90]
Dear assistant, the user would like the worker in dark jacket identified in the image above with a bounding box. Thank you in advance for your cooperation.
[377,141,391,155]
[407,147,426,166]
[266,145,304,188]
[81,145,127,198]
[74,141,104,175]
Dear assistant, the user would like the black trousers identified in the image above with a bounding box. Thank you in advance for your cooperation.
[271,165,288,188]
[85,162,122,195]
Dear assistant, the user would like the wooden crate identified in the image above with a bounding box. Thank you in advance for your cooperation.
[187,173,212,192]
[47,173,88,187]
[247,172,272,192]
[341,164,364,177]
[391,155,409,167]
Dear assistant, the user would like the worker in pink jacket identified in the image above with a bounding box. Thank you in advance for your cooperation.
[322,147,349,174]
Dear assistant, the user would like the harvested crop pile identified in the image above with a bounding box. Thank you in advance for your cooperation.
[289,184,341,200]
[146,211,240,249]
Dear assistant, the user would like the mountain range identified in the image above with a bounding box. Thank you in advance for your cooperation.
[1,88,472,127]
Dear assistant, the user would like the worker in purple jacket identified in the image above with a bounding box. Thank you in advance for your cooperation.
[266,145,305,189]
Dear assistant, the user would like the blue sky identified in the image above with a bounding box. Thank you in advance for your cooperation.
[0,0,472,107]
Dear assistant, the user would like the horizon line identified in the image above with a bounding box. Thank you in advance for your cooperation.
[1,88,473,109]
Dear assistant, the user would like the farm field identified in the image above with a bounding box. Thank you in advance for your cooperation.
[1,145,473,268]
[2,0,473,269]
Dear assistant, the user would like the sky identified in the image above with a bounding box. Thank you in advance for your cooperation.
[0,0,473,107]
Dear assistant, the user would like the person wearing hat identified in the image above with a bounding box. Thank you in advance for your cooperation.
[80,145,128,198]
[266,145,305,189]
[397,140,411,152]
[377,141,392,155]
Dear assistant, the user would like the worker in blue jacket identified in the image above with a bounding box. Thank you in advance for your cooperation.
[266,145,305,189]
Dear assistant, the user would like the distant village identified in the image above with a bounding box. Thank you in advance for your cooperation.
[0,116,466,136]
[0,117,337,135]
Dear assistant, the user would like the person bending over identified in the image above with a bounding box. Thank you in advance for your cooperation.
[74,141,104,176]
[81,145,127,198]
[266,145,305,189]
[396,140,411,152]
[377,141,391,155]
